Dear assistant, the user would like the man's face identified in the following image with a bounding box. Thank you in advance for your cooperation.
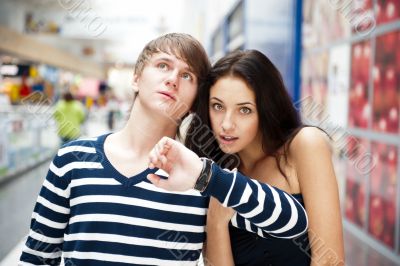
[133,52,198,121]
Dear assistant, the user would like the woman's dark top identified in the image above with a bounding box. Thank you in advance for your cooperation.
[229,194,311,266]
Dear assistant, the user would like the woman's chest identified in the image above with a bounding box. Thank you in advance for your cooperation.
[244,160,299,194]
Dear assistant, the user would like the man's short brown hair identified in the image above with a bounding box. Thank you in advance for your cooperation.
[134,33,210,87]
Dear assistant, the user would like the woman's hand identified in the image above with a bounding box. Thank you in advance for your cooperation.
[147,137,203,191]
[205,197,236,266]
[207,197,235,227]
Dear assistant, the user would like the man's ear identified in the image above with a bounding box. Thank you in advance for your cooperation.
[132,74,139,92]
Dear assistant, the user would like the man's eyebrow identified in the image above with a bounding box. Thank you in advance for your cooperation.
[155,57,173,63]
[155,57,193,73]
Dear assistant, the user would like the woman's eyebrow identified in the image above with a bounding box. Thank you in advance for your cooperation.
[237,102,255,106]
[210,97,255,106]
[210,97,223,102]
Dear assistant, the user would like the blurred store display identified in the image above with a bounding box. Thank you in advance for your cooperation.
[373,31,399,134]
[349,40,371,129]
[369,143,397,248]
[377,0,400,25]
[302,0,400,261]
[345,137,369,228]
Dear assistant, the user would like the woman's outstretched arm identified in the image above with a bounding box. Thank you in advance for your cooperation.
[147,137,308,238]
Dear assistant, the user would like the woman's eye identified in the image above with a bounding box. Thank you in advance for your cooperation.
[182,73,192,81]
[212,103,223,111]
[240,107,252,114]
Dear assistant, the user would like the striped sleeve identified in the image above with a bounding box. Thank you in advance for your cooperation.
[202,163,308,238]
[19,152,71,265]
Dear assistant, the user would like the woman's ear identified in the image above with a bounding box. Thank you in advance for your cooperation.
[132,74,139,92]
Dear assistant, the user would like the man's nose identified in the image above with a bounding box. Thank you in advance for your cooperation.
[165,71,179,89]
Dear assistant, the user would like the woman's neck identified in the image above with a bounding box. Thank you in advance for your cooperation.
[238,148,266,173]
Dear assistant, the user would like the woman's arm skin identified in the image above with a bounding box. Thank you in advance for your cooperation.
[205,197,235,266]
[290,127,345,265]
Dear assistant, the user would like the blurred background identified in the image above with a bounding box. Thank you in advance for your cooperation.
[0,0,399,265]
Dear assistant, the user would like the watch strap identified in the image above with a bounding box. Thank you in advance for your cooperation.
[193,158,213,192]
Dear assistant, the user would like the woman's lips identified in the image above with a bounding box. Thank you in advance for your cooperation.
[218,135,238,145]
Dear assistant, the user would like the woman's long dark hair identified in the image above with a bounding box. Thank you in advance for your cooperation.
[185,50,304,176]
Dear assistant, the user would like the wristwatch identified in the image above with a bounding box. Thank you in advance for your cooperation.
[193,158,214,192]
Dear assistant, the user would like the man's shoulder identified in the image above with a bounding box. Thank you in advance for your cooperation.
[55,136,103,163]
[50,136,105,180]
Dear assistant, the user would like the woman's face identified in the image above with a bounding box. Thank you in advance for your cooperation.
[209,76,261,154]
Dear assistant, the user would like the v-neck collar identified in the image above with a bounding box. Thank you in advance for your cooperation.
[96,133,158,187]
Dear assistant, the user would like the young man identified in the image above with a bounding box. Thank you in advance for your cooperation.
[20,33,307,266]
[20,33,210,266]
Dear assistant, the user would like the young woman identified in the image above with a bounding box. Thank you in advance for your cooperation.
[147,50,344,265]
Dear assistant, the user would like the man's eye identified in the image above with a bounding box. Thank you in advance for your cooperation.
[240,107,252,114]
[158,63,168,70]
[182,73,193,81]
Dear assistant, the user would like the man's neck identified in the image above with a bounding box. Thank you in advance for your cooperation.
[113,103,179,157]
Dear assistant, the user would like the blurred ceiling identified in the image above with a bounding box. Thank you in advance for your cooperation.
[1,0,190,67]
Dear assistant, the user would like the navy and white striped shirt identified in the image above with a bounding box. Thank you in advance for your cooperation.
[19,134,308,265]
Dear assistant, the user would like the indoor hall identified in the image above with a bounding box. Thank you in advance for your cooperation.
[0,0,399,265]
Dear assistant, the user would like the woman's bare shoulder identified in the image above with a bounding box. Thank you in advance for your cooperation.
[289,126,332,159]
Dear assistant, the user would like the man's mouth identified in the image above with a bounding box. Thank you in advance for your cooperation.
[158,91,176,100]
